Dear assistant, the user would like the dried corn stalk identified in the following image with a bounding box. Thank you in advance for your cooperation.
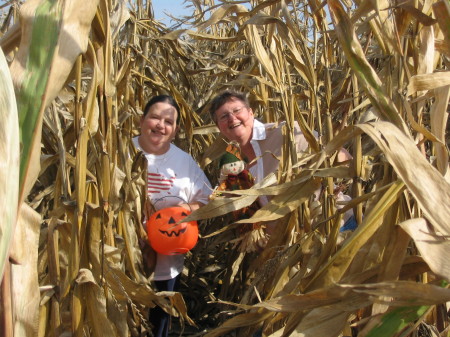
[0,0,449,336]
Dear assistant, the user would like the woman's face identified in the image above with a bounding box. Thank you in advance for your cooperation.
[139,101,178,155]
[215,98,254,145]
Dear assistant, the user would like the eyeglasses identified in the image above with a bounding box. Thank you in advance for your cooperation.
[216,106,247,123]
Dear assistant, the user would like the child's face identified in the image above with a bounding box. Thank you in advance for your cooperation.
[221,160,245,176]
[140,102,178,155]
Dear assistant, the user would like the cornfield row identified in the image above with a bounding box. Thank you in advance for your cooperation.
[0,0,449,336]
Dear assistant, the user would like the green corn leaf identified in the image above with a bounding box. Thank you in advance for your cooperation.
[365,305,429,337]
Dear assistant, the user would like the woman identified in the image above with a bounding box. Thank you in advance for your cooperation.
[209,91,314,199]
[209,90,353,227]
[134,95,211,337]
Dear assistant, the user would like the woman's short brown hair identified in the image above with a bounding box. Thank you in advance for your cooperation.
[209,90,249,123]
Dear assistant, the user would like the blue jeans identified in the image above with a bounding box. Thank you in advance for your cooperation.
[149,275,181,337]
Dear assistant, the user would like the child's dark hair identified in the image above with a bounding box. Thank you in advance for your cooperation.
[143,95,181,124]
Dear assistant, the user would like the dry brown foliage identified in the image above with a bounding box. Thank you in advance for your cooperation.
[0,0,449,336]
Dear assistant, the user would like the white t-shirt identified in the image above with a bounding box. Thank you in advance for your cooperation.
[133,137,211,280]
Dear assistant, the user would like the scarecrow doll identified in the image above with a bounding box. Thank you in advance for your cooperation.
[212,143,268,252]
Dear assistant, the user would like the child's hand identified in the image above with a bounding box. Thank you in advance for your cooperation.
[177,203,192,212]
[178,202,204,212]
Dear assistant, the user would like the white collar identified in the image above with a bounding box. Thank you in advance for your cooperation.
[252,119,266,141]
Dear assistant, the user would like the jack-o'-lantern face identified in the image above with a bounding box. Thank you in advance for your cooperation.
[147,207,199,255]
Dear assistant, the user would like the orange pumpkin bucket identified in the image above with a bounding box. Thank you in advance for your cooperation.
[146,207,199,255]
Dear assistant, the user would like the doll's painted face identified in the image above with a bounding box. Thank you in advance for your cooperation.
[221,160,245,176]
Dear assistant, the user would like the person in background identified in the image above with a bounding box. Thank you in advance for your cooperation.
[134,95,211,337]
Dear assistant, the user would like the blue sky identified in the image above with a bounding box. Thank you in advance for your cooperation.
[152,0,192,24]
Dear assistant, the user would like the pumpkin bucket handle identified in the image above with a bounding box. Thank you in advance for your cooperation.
[152,195,192,211]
